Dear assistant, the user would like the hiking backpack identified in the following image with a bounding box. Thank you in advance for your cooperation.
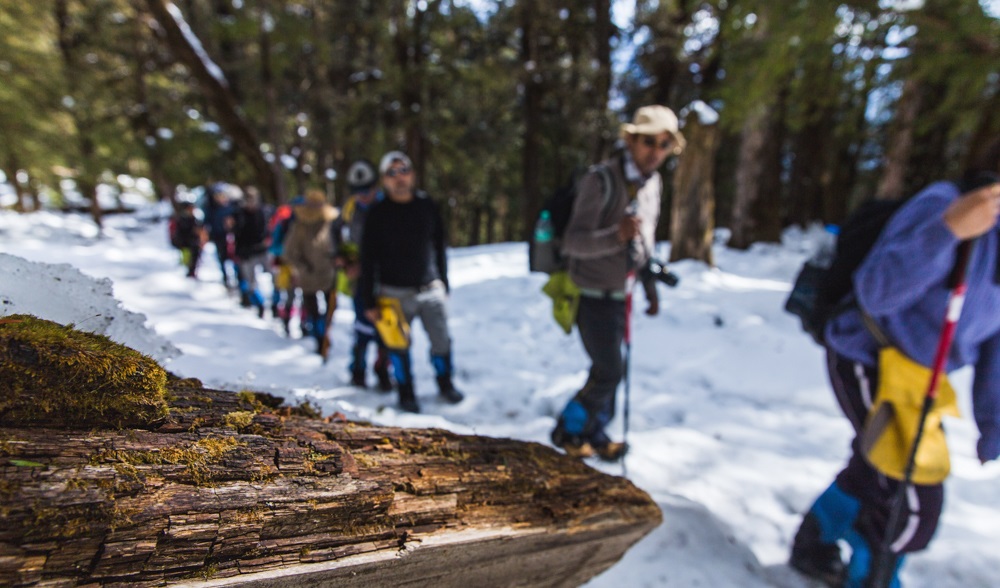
[784,198,907,344]
[529,163,616,274]
[168,217,184,249]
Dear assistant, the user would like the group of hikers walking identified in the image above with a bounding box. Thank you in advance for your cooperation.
[169,151,463,415]
[167,106,1000,588]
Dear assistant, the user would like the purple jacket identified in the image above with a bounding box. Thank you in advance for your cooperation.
[825,181,1000,463]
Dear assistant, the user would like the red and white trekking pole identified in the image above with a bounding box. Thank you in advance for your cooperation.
[621,270,636,478]
[870,239,973,588]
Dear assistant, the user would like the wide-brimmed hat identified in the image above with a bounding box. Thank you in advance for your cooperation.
[620,105,686,155]
[347,159,378,193]
[294,189,339,223]
[379,151,413,175]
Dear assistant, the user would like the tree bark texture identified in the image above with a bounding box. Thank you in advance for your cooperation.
[729,98,785,249]
[0,378,661,587]
[670,107,719,266]
[876,78,921,202]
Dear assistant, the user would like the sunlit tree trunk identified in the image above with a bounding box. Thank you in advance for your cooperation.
[876,78,921,202]
[670,104,719,265]
[729,95,785,249]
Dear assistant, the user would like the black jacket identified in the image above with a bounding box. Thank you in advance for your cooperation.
[359,192,448,310]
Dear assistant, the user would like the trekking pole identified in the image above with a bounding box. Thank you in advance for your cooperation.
[318,280,338,363]
[622,271,635,478]
[869,239,973,588]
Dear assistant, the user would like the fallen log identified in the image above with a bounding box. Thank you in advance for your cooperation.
[0,316,661,587]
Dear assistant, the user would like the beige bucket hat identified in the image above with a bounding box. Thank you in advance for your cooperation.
[620,105,686,155]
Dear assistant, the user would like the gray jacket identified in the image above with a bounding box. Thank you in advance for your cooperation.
[561,155,661,291]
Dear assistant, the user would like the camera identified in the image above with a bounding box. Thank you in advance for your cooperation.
[642,258,680,288]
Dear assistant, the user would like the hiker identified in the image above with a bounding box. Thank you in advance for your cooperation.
[549,105,685,462]
[170,200,206,278]
[359,151,463,413]
[232,187,270,316]
[789,139,1000,588]
[336,159,392,390]
[283,189,339,351]
[202,182,243,290]
[267,199,298,334]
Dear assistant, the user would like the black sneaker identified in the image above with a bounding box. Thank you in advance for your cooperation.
[436,376,464,404]
[789,514,845,587]
[374,365,393,392]
[399,398,421,413]
[350,371,367,388]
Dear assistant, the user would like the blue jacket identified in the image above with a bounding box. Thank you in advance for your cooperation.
[826,181,1000,463]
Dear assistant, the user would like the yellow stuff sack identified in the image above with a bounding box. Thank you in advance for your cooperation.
[541,271,580,335]
[860,347,961,485]
[273,265,293,291]
[374,297,410,350]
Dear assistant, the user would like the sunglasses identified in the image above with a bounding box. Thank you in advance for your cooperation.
[641,136,674,150]
[385,166,412,178]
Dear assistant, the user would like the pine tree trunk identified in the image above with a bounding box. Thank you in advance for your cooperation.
[0,376,660,587]
[143,0,278,204]
[729,99,784,249]
[876,78,921,202]
[670,105,719,265]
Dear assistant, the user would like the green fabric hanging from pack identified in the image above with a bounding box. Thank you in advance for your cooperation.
[542,271,580,334]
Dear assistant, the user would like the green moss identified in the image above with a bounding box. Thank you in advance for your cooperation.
[223,410,255,430]
[0,314,168,429]
[92,436,243,487]
[236,390,265,413]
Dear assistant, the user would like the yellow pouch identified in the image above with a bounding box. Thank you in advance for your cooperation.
[374,297,410,350]
[274,265,292,291]
[860,347,961,485]
[542,271,580,335]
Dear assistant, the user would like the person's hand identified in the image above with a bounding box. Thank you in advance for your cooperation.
[617,216,640,243]
[642,277,659,316]
[364,308,381,324]
[944,182,1000,240]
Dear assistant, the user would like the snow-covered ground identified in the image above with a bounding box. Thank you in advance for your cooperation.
[1,208,997,587]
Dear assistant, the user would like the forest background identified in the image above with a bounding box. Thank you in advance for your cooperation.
[1,0,999,256]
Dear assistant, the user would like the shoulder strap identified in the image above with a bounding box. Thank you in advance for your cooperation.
[592,163,617,226]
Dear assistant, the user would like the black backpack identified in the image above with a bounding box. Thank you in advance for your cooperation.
[529,163,615,274]
[784,198,907,344]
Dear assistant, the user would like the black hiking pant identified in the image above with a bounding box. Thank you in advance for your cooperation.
[826,349,943,557]
[571,295,626,441]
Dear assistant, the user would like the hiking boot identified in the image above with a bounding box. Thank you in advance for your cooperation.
[374,365,393,392]
[255,304,265,319]
[239,291,252,308]
[593,441,627,462]
[350,370,367,388]
[789,513,845,587]
[550,425,594,458]
[398,383,420,414]
[436,375,464,404]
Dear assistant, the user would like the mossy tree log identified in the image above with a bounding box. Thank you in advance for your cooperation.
[1,317,661,587]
